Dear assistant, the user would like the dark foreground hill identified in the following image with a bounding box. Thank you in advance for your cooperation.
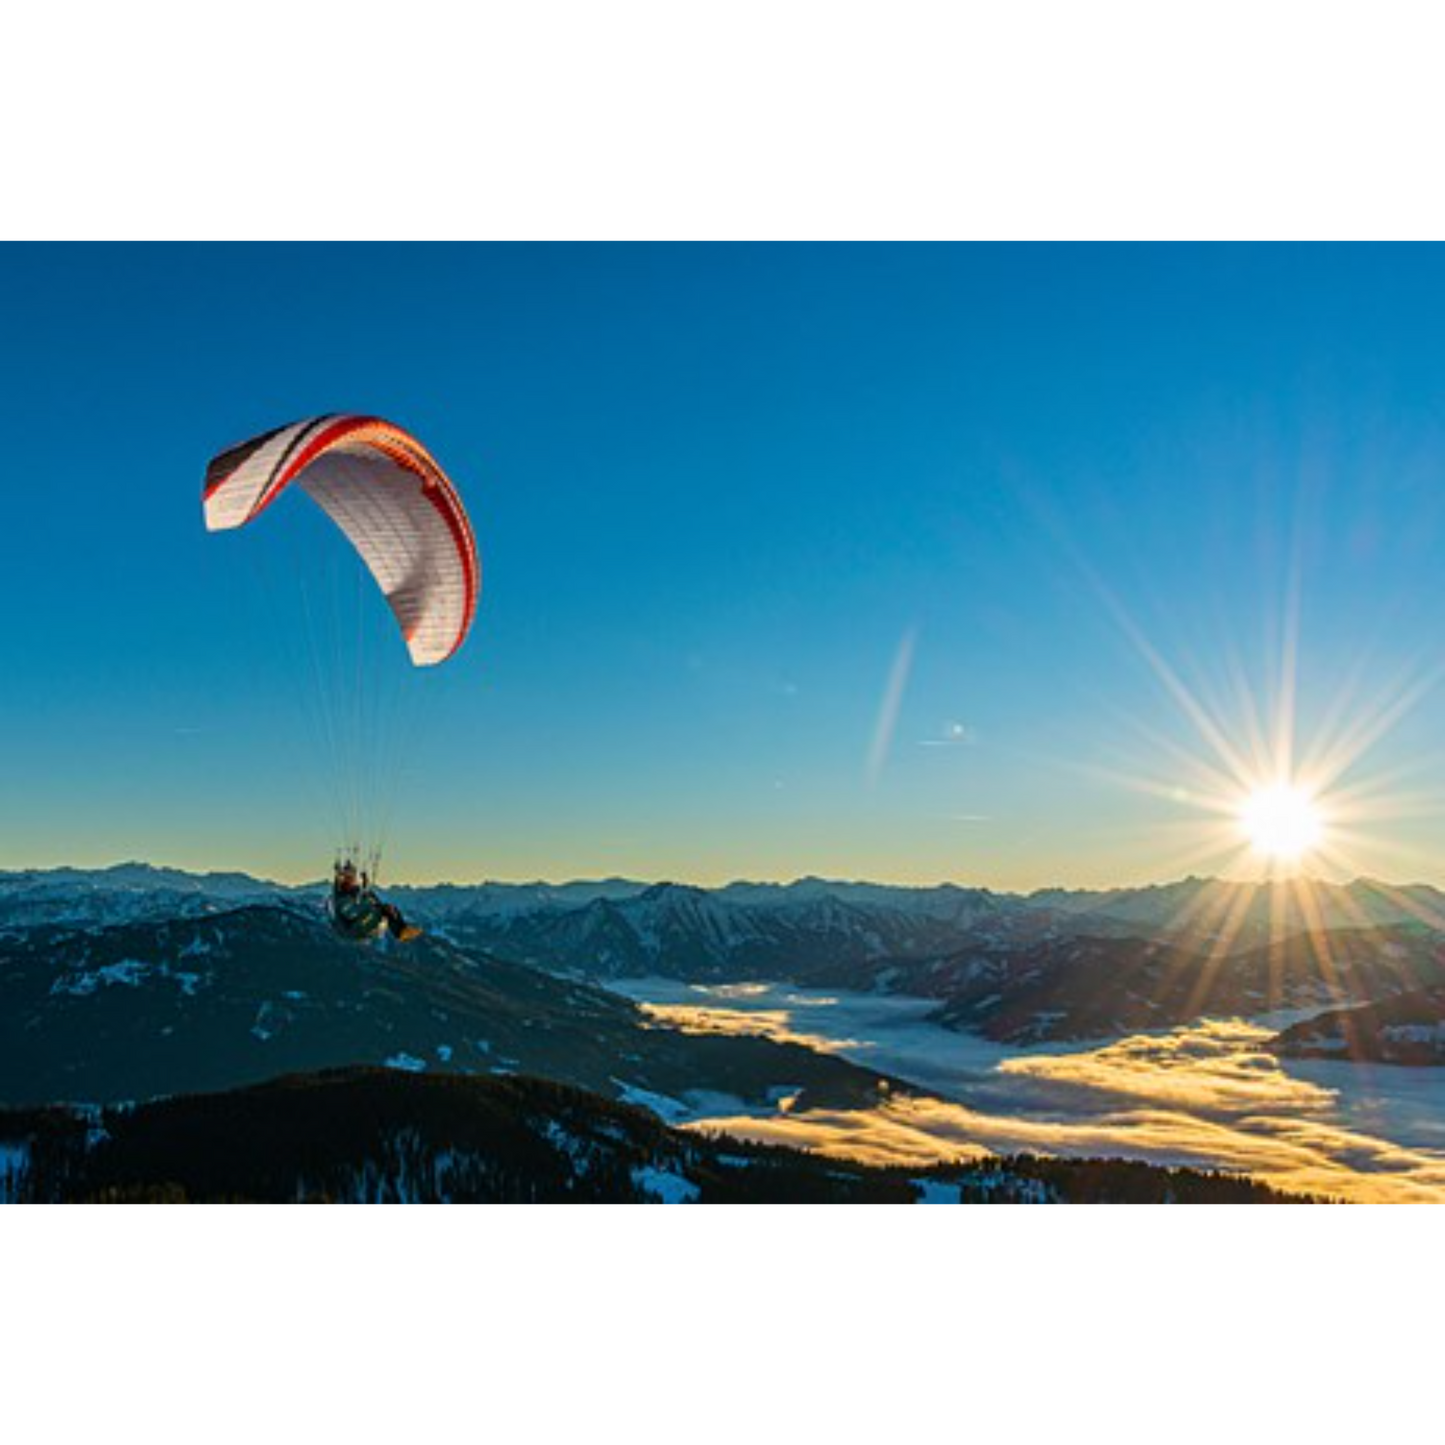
[0,1067,1324,1204]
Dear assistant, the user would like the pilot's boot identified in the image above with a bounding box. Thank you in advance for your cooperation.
[382,903,423,943]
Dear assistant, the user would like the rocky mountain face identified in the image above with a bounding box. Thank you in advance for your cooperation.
[421,879,1445,1043]
[433,881,1047,981]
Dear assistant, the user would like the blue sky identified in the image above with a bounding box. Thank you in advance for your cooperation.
[7,244,1445,887]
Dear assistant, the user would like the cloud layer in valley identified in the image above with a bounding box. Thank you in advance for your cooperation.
[617,980,1445,1203]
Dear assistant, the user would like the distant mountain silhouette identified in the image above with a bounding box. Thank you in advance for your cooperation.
[9,863,1445,1045]
[927,924,1445,1042]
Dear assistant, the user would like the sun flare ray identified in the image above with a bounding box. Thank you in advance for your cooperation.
[1036,534,1445,1026]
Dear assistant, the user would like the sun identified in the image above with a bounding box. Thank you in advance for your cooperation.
[1237,782,1325,865]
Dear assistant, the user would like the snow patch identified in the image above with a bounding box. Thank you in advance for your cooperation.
[544,1121,590,1169]
[0,1141,30,1203]
[681,1088,755,1117]
[50,956,209,999]
[913,1178,962,1204]
[1383,1023,1445,1048]
[51,958,151,995]
[613,1081,691,1124]
[631,1165,700,1204]
[1295,1034,1348,1053]
[251,1002,282,1042]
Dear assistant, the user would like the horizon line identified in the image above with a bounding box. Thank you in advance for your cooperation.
[3,856,1440,898]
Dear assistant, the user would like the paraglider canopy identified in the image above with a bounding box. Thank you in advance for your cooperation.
[202,414,480,931]
[203,415,480,666]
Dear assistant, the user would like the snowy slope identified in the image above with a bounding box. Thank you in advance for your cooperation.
[0,903,904,1112]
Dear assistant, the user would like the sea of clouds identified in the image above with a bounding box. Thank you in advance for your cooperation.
[608,978,1445,1202]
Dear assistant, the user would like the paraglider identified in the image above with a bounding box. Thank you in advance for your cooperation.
[329,858,421,943]
[203,415,480,942]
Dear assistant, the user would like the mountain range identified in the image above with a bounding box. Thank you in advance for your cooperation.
[8,863,1445,1044]
[14,862,1445,936]
[6,861,1436,1201]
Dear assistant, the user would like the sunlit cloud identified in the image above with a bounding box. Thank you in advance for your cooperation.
[698,1094,1377,1196]
[687,1066,1445,1203]
[998,1019,1333,1114]
[633,979,1445,1202]
[637,1001,866,1053]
